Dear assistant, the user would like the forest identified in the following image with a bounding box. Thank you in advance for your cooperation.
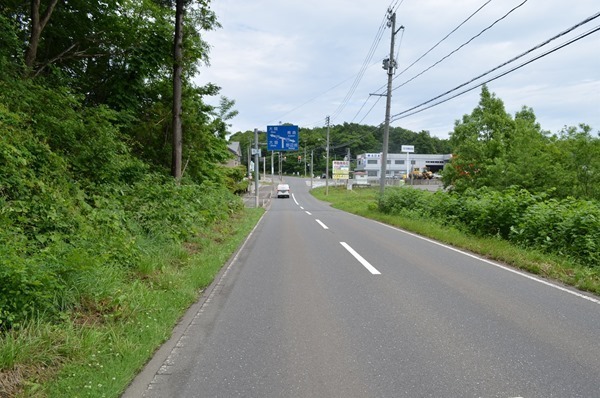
[230,123,452,177]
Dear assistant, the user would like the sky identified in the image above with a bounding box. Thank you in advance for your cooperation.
[195,0,600,140]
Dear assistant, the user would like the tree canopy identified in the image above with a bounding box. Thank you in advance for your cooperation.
[1,0,233,185]
[443,85,600,200]
[229,122,452,177]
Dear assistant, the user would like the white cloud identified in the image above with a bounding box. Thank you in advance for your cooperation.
[197,0,600,139]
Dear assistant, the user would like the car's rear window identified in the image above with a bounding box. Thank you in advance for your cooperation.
[277,185,289,190]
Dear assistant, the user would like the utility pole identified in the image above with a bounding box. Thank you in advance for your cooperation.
[254,128,259,208]
[380,9,403,195]
[310,149,314,189]
[304,144,307,177]
[325,116,330,196]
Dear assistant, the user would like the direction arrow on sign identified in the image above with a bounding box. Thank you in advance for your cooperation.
[267,125,299,151]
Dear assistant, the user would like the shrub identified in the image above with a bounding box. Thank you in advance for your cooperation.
[376,186,598,267]
[511,199,600,266]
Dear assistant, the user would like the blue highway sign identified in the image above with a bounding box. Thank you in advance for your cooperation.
[267,125,299,151]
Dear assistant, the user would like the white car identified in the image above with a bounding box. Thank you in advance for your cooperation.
[276,184,290,198]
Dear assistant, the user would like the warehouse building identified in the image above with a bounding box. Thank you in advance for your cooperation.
[355,153,452,179]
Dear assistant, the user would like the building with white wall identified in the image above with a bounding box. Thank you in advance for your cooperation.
[355,153,452,178]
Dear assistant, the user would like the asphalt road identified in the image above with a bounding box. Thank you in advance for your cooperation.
[124,177,600,398]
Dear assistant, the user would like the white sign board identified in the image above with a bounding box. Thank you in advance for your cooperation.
[332,161,350,180]
[401,145,415,153]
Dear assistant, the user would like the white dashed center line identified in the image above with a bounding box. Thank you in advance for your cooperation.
[315,219,329,230]
[340,242,381,275]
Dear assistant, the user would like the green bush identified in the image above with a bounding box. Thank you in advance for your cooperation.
[378,187,431,217]
[377,186,599,267]
[511,199,600,266]
[452,187,540,239]
[0,86,244,330]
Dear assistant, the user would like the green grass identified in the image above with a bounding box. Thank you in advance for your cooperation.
[312,186,600,296]
[0,207,264,398]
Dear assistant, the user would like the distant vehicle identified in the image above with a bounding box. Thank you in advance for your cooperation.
[321,174,327,179]
[276,184,290,198]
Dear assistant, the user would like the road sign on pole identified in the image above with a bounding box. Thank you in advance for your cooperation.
[267,125,299,151]
[332,161,350,180]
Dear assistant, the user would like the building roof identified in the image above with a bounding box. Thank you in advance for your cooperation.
[227,142,241,157]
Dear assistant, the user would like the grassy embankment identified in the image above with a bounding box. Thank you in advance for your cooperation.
[0,207,263,398]
[311,186,600,296]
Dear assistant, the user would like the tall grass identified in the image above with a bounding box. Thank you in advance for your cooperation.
[0,208,264,397]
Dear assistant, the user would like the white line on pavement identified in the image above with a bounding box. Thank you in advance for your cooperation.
[375,221,600,305]
[305,211,312,216]
[292,194,299,205]
[316,219,329,230]
[340,242,381,275]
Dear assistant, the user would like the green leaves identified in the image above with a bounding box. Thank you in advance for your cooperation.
[446,86,600,201]
[378,186,599,267]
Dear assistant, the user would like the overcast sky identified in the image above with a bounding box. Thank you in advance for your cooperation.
[196,0,600,139]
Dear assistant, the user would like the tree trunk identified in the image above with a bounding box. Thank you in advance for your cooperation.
[171,0,184,180]
[24,0,59,71]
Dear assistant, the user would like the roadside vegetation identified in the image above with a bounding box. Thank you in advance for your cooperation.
[0,2,260,396]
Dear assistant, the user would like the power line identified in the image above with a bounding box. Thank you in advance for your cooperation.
[358,95,384,124]
[267,4,395,128]
[389,22,600,122]
[391,0,529,93]
[350,27,404,124]
[395,0,493,81]
[329,9,390,122]
[372,0,496,96]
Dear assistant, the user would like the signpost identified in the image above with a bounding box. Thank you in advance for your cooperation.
[267,125,299,151]
[332,161,350,180]
[402,145,415,182]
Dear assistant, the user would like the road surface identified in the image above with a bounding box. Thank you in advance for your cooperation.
[124,177,600,398]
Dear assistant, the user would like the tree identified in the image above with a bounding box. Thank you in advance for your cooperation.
[24,0,59,71]
[172,0,184,180]
[444,85,515,190]
[554,124,600,200]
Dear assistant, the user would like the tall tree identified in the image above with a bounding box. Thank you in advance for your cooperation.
[24,0,59,70]
[444,85,515,191]
[172,0,184,180]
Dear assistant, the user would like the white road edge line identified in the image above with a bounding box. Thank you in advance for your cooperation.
[375,221,600,305]
[300,206,304,210]
[305,211,312,216]
[340,242,381,275]
[292,193,299,205]
[315,219,329,230]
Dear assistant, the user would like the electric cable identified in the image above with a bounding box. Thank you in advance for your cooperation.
[329,9,389,122]
[372,0,496,96]
[389,23,600,122]
[396,0,493,80]
[358,95,384,124]
[390,0,529,93]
